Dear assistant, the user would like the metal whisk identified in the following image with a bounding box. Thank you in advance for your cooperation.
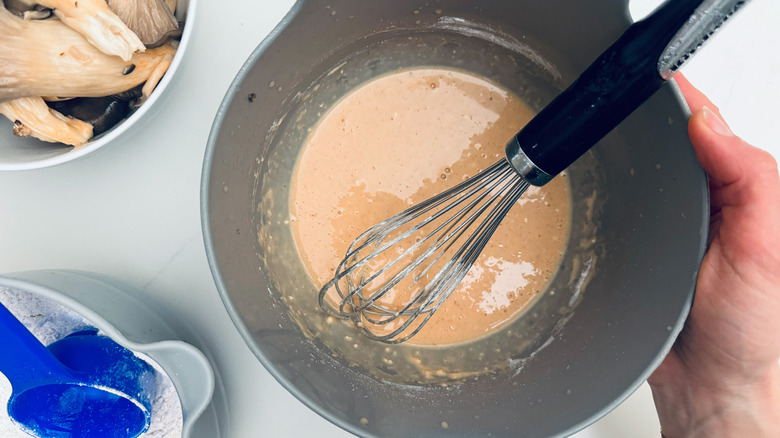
[318,0,749,343]
[319,160,529,342]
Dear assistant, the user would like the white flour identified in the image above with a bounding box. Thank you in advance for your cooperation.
[0,287,183,438]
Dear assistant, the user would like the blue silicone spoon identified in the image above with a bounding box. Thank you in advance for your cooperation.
[0,302,154,438]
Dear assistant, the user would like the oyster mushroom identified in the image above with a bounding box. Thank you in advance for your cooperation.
[13,0,145,61]
[0,96,93,147]
[0,4,176,104]
[107,0,179,47]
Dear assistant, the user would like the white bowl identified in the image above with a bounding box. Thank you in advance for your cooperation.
[0,0,197,171]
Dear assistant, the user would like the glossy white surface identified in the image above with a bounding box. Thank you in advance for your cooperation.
[0,0,777,436]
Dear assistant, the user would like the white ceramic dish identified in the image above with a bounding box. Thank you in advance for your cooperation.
[0,0,197,171]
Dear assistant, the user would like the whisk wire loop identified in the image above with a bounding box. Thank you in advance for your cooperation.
[412,172,529,317]
[319,159,530,343]
[328,160,511,312]
[361,163,520,318]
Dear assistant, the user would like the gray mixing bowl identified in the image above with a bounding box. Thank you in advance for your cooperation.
[201,0,708,436]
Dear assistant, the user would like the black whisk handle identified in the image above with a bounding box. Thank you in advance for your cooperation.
[506,0,750,186]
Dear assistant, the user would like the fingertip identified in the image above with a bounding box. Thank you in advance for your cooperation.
[688,107,740,185]
[673,75,715,114]
[689,107,778,187]
[699,106,733,137]
[673,74,693,95]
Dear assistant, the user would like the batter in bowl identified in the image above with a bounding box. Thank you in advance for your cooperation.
[290,67,572,345]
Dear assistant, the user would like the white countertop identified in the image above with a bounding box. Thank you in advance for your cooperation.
[0,0,777,437]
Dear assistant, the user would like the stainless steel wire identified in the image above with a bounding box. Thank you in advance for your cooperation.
[318,158,529,343]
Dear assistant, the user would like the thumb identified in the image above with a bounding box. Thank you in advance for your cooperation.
[688,106,779,195]
[689,105,780,264]
[689,107,767,185]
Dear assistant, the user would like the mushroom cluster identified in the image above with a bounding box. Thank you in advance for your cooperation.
[0,0,182,147]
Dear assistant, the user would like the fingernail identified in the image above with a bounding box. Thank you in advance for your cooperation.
[701,106,733,136]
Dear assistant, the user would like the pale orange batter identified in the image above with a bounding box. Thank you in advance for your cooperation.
[291,68,571,345]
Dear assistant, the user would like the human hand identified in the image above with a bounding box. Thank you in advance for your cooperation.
[648,74,780,437]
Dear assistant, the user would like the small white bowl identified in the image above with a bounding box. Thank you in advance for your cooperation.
[0,0,197,171]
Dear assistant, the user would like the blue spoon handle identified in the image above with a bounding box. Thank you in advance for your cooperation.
[0,303,72,390]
